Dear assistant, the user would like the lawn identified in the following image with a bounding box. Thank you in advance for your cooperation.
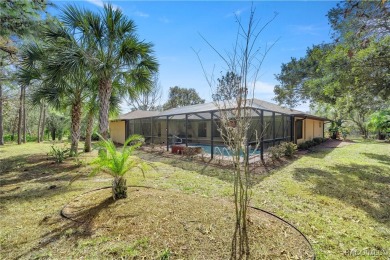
[0,140,389,259]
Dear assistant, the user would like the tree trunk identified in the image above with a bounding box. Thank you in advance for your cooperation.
[112,176,127,200]
[0,82,4,145]
[51,129,56,141]
[17,86,23,145]
[37,102,43,143]
[70,100,82,157]
[98,78,112,140]
[22,86,26,143]
[11,115,18,141]
[84,110,94,152]
[40,103,46,142]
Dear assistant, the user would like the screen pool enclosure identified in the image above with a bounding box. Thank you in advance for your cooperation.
[112,99,322,161]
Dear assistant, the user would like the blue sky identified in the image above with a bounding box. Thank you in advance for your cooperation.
[49,1,337,112]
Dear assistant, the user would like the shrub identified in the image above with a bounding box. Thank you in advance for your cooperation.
[3,134,14,142]
[267,145,284,161]
[313,137,322,145]
[48,144,70,163]
[281,142,297,157]
[91,132,100,141]
[306,140,315,147]
[341,128,349,140]
[298,142,308,150]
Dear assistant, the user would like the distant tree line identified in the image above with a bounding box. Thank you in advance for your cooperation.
[274,1,390,138]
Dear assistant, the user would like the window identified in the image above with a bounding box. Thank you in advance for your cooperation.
[319,121,322,128]
[296,120,303,139]
[198,122,207,137]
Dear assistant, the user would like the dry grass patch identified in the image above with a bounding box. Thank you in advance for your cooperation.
[56,187,313,259]
[1,142,313,259]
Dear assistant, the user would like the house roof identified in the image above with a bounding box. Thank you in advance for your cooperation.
[112,99,329,121]
[115,110,160,120]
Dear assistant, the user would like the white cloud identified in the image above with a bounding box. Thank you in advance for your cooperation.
[133,11,150,18]
[254,81,276,95]
[226,8,245,18]
[85,0,120,10]
[289,24,325,36]
[234,9,244,16]
[159,16,171,24]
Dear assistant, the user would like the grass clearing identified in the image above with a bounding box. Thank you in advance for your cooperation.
[1,140,389,259]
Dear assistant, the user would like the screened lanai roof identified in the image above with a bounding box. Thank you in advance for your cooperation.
[112,98,329,121]
[157,98,303,117]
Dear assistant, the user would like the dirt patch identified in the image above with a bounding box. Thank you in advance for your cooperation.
[61,187,314,259]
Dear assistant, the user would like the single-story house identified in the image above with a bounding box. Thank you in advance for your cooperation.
[109,99,329,159]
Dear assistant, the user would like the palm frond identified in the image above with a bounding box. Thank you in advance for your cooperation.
[92,134,145,177]
[60,4,88,32]
[19,42,45,70]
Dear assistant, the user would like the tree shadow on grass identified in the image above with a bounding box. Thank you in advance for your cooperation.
[363,153,390,166]
[293,163,390,226]
[0,185,85,202]
[16,195,115,259]
[0,154,81,186]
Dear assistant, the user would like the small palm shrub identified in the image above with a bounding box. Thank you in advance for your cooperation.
[92,135,146,200]
[281,142,297,157]
[48,144,70,163]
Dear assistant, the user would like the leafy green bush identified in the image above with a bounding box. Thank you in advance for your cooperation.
[306,140,315,147]
[3,134,14,142]
[48,144,70,163]
[267,145,284,161]
[297,142,308,150]
[3,134,37,142]
[281,142,297,157]
[313,137,322,145]
[91,132,100,141]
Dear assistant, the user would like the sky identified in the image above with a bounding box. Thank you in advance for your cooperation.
[49,1,338,113]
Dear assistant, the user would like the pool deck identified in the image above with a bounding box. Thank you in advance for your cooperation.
[141,144,266,164]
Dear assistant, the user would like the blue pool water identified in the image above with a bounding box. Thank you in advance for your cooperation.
[189,144,260,157]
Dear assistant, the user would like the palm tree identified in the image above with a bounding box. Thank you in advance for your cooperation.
[17,43,45,143]
[60,4,158,139]
[83,89,121,153]
[92,134,145,200]
[22,23,93,156]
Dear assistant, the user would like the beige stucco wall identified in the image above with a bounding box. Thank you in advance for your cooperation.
[109,121,126,144]
[296,118,323,144]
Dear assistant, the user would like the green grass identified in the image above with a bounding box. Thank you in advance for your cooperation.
[249,140,390,259]
[1,140,389,259]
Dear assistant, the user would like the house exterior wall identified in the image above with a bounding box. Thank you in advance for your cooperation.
[295,118,324,144]
[109,121,126,144]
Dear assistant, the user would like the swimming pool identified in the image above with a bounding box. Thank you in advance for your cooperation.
[189,144,260,157]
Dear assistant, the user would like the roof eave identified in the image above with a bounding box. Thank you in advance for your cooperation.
[292,113,331,121]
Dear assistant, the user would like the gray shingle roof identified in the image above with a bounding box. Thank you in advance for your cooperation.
[117,110,160,120]
[112,99,329,121]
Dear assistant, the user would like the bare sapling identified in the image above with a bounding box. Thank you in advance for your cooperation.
[195,5,277,259]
